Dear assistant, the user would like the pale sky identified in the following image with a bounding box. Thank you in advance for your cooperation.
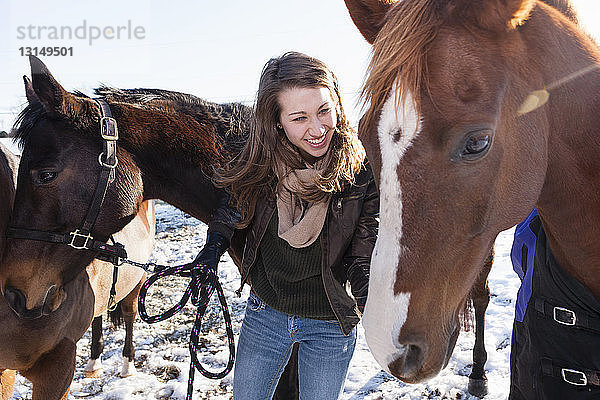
[1,0,598,132]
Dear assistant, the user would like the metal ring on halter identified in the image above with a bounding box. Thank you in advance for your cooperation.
[98,152,118,169]
[107,294,119,311]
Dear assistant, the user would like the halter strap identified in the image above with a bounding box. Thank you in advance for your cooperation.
[5,227,126,259]
[80,98,118,233]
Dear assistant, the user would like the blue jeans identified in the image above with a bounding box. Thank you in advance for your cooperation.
[233,292,356,400]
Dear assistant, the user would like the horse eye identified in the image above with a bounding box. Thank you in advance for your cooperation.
[35,170,58,185]
[461,131,491,159]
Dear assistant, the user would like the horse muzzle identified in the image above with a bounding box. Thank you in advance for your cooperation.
[386,334,430,383]
[387,325,461,383]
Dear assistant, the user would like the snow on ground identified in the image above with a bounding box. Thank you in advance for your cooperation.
[11,201,520,400]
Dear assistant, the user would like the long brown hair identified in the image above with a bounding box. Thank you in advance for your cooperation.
[217,51,365,228]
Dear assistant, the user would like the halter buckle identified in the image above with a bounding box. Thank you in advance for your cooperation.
[561,368,587,386]
[553,306,576,326]
[100,117,119,141]
[98,152,119,169]
[69,229,93,250]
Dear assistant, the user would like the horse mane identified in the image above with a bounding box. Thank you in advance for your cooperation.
[362,0,444,130]
[12,98,97,151]
[361,0,579,130]
[13,104,44,149]
[94,86,251,159]
[13,86,251,161]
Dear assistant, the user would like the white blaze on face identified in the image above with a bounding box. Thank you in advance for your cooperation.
[362,88,421,372]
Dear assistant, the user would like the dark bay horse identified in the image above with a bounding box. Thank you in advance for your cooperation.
[0,137,155,398]
[0,203,154,400]
[0,56,300,399]
[345,0,599,389]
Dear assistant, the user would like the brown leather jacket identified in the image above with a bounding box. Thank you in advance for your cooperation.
[214,162,379,335]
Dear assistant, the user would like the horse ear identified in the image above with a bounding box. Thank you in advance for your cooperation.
[451,0,536,31]
[23,75,41,107]
[28,55,68,115]
[344,0,396,44]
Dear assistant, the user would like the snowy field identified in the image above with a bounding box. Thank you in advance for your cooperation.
[6,199,520,400]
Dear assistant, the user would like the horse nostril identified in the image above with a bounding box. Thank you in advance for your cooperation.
[42,285,58,316]
[405,343,425,371]
[4,286,26,315]
[388,339,429,382]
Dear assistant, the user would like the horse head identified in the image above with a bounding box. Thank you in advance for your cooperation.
[0,56,143,319]
[346,0,597,383]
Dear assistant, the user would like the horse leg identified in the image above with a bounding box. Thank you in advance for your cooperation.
[83,316,104,378]
[468,248,494,398]
[0,369,16,400]
[273,343,299,400]
[22,338,76,400]
[119,272,146,377]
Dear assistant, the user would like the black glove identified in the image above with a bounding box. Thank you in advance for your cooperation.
[193,231,230,271]
[347,261,369,314]
[190,231,230,302]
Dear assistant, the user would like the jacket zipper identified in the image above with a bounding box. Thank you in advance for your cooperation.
[334,193,363,214]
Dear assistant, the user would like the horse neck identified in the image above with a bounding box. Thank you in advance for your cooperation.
[115,104,237,226]
[527,5,600,299]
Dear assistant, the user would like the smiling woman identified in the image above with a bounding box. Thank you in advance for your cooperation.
[214,51,379,400]
[278,86,337,161]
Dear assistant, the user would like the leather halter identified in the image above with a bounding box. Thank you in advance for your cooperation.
[6,98,128,265]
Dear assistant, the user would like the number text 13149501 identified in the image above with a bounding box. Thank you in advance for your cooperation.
[19,47,73,56]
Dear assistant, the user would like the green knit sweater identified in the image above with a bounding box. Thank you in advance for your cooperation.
[249,211,336,320]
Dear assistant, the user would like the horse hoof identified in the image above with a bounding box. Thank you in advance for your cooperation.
[120,357,136,377]
[468,377,488,398]
[84,359,103,378]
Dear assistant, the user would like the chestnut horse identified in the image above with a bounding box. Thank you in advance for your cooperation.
[345,0,599,389]
[0,56,301,400]
[0,143,155,398]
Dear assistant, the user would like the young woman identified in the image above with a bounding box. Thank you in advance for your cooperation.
[199,51,378,399]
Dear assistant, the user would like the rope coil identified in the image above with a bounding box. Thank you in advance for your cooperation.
[137,261,235,400]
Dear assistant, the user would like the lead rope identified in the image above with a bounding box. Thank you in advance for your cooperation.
[106,236,121,312]
[130,259,235,399]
